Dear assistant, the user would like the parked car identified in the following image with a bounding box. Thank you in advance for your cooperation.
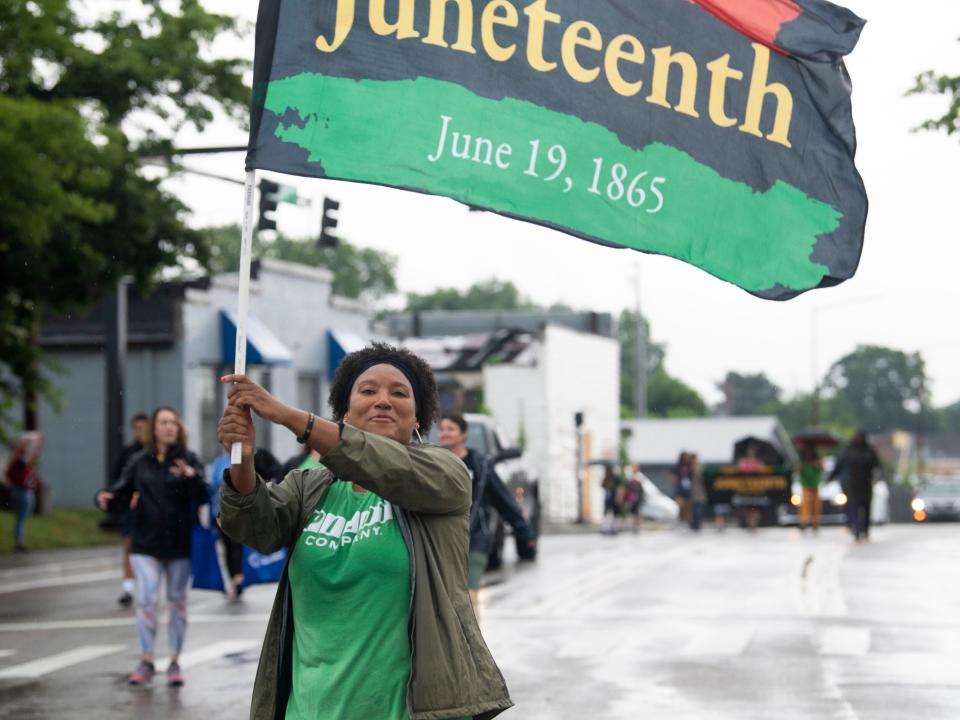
[588,460,679,523]
[778,454,890,527]
[778,477,890,526]
[428,413,540,569]
[637,473,680,522]
[912,476,960,522]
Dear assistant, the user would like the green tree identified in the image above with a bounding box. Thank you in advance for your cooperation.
[942,399,960,434]
[405,279,537,312]
[768,392,857,438]
[717,371,782,416]
[822,345,929,433]
[0,0,247,439]
[647,368,708,418]
[202,225,397,302]
[911,43,960,138]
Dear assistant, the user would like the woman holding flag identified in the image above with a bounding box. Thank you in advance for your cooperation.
[216,342,513,720]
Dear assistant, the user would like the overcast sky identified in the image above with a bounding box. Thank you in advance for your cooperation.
[163,1,960,409]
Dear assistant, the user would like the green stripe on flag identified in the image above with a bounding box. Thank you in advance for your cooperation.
[263,73,839,292]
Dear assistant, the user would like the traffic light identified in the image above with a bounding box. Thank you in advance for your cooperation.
[257,179,280,232]
[318,197,340,248]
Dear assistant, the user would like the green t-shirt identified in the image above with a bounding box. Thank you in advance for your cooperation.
[297,455,324,471]
[799,462,823,489]
[286,481,412,720]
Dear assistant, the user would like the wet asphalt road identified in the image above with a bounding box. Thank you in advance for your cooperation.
[0,524,958,719]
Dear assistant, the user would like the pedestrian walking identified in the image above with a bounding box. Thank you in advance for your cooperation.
[798,445,823,532]
[216,342,512,720]
[736,445,765,531]
[209,447,285,599]
[830,430,880,542]
[673,452,693,526]
[438,414,536,620]
[4,431,43,552]
[110,412,149,607]
[625,464,645,534]
[601,464,623,535]
[689,453,707,531]
[96,407,207,687]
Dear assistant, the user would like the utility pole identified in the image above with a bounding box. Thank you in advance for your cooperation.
[811,307,820,426]
[105,278,129,477]
[633,264,647,418]
[809,295,881,426]
[575,411,584,523]
[917,373,927,478]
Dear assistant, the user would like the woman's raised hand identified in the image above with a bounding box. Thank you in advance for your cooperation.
[221,374,291,424]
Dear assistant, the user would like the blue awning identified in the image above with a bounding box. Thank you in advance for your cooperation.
[327,330,367,380]
[221,310,293,366]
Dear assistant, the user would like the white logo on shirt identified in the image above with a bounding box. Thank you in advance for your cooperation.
[301,499,394,551]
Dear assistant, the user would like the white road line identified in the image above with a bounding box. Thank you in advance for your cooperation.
[820,627,871,656]
[0,570,121,596]
[0,649,15,659]
[0,613,269,633]
[683,628,753,656]
[154,639,260,672]
[0,558,117,582]
[0,644,126,680]
[799,545,849,619]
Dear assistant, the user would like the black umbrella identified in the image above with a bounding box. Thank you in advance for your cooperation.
[733,437,784,465]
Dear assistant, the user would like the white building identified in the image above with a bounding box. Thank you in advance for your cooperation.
[33,259,369,507]
[483,324,620,524]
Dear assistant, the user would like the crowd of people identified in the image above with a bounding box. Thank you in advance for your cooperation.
[32,341,529,711]
[600,463,645,535]
[3,333,885,717]
[595,432,884,538]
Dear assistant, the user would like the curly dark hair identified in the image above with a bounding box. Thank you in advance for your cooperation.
[328,342,440,434]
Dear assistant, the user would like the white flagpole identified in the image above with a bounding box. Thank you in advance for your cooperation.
[231,169,257,465]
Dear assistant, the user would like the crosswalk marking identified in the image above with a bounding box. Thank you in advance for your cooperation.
[0,570,121,596]
[820,627,870,656]
[0,613,269,633]
[683,628,753,656]
[0,645,126,680]
[154,639,260,672]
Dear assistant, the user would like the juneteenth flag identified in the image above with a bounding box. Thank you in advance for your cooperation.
[245,0,866,300]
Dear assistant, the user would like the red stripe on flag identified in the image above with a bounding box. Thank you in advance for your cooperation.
[689,0,802,54]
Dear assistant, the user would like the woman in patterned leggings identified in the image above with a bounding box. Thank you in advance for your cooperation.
[97,407,206,687]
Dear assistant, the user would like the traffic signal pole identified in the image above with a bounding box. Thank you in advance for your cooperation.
[230,170,257,465]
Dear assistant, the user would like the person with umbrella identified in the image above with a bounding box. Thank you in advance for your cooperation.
[797,444,823,531]
[792,429,839,533]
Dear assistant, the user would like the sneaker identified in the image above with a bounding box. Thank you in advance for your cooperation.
[117,592,133,608]
[167,662,184,687]
[127,660,155,686]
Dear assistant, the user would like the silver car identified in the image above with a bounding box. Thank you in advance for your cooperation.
[912,476,960,522]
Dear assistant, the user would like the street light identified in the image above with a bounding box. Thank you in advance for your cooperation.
[809,294,881,425]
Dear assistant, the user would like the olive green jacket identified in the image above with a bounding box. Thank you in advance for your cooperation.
[218,424,513,720]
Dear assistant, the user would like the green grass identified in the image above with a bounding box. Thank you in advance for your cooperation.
[0,508,121,554]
